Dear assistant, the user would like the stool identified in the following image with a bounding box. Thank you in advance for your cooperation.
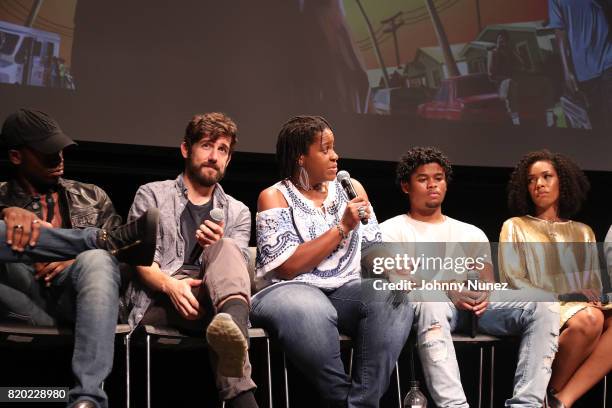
[134,325,272,408]
[282,334,402,408]
[0,322,132,407]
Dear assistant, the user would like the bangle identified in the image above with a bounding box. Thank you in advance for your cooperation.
[336,223,348,241]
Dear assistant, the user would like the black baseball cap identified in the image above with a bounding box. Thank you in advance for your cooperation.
[0,108,76,154]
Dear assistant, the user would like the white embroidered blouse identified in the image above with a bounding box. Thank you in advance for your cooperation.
[255,179,381,290]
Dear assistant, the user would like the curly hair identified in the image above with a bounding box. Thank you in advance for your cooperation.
[184,112,238,153]
[395,147,453,187]
[507,149,590,218]
[276,115,332,179]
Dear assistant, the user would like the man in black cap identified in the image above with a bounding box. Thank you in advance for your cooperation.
[0,108,156,408]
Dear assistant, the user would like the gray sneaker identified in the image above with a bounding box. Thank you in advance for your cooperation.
[206,312,248,378]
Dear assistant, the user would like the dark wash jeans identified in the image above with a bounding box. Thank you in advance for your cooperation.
[0,220,99,263]
[251,279,413,408]
[0,222,120,408]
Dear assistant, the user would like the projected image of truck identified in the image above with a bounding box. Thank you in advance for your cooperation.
[0,1,76,90]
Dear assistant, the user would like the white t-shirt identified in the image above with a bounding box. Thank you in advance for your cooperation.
[380,214,491,282]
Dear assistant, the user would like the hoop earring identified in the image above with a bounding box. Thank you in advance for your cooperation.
[297,165,311,191]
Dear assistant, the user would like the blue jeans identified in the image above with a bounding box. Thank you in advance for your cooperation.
[0,248,121,408]
[0,221,99,263]
[251,280,413,408]
[581,66,612,131]
[414,290,560,408]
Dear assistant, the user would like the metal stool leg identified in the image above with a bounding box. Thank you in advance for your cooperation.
[489,346,495,408]
[283,353,290,408]
[266,337,273,408]
[478,346,483,408]
[146,334,151,408]
[348,348,354,377]
[395,362,402,408]
[125,332,131,408]
[604,374,607,408]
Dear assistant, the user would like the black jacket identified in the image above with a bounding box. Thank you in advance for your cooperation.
[0,178,122,230]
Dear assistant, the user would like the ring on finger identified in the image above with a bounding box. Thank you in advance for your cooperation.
[14,224,23,230]
[357,206,366,215]
[32,220,39,225]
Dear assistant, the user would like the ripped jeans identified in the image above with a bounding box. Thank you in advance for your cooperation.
[413,290,560,408]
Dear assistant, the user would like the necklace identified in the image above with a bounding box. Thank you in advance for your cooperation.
[312,182,328,194]
[544,220,558,240]
[529,215,561,240]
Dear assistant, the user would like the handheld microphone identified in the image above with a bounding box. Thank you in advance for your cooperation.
[466,269,480,338]
[187,207,224,264]
[336,170,368,225]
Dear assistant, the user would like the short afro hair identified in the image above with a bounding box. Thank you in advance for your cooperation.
[396,147,453,187]
[507,149,589,218]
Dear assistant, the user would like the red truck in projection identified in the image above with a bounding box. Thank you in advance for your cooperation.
[417,73,509,124]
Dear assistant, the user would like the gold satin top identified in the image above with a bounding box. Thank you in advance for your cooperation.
[498,215,603,294]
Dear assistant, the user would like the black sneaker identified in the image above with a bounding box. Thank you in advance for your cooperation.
[96,209,159,265]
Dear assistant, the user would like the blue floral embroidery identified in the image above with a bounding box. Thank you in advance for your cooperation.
[255,179,383,289]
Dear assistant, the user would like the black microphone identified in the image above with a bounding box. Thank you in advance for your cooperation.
[187,207,224,265]
[336,170,368,225]
[466,269,480,338]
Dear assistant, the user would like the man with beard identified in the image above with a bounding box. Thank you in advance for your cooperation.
[0,109,159,408]
[125,112,257,407]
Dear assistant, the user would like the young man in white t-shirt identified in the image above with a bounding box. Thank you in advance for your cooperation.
[380,147,559,408]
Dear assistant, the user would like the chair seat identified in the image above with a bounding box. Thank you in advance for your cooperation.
[135,324,270,349]
[0,322,131,346]
[451,334,502,344]
[136,324,273,408]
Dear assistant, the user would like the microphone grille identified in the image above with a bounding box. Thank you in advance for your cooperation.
[210,208,224,223]
[336,170,350,182]
[466,270,480,281]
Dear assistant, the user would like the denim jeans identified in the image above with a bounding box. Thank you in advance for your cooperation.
[0,221,99,263]
[414,290,560,408]
[0,248,121,408]
[581,66,612,131]
[251,280,413,408]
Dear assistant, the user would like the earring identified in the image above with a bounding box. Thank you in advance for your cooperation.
[297,165,311,191]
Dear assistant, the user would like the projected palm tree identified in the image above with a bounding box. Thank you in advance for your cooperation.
[354,0,390,88]
[354,0,463,81]
[423,0,459,77]
[25,0,44,27]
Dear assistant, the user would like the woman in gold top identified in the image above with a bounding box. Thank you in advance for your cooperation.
[499,150,612,408]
